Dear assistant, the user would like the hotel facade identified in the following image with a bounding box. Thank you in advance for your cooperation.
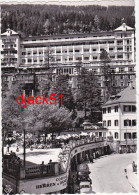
[102,85,136,152]
[1,23,136,91]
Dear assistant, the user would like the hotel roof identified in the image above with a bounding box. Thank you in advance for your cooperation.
[104,85,136,106]
[1,28,19,36]
[1,23,134,40]
[114,23,134,31]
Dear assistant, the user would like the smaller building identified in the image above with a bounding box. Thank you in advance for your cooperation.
[102,84,136,152]
[82,121,108,138]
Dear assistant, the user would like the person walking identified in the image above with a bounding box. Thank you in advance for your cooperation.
[132,161,135,172]
[89,155,94,163]
[85,153,89,161]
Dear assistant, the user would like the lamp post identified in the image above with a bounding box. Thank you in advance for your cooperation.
[22,91,26,167]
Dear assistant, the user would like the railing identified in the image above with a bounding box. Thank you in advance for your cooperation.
[25,163,56,179]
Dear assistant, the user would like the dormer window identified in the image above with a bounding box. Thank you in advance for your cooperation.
[110,95,115,100]
[115,95,121,99]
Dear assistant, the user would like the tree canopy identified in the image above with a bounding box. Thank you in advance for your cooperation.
[50,74,76,111]
[100,49,119,102]
[2,81,73,137]
[76,67,102,123]
[1,5,135,36]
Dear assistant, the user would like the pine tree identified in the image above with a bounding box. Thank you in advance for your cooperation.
[50,74,76,111]
[100,49,117,102]
[76,67,102,122]
[44,46,55,69]
[94,15,100,30]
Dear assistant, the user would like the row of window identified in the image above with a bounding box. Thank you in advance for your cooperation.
[22,59,43,63]
[2,44,17,48]
[21,56,102,63]
[1,50,17,54]
[117,33,132,38]
[103,105,136,114]
[21,56,133,64]
[103,106,118,114]
[23,39,133,49]
[56,68,74,75]
[114,81,132,87]
[22,32,132,42]
[114,132,136,139]
[2,58,17,62]
[103,120,119,126]
[23,41,116,45]
[56,48,131,53]
[124,132,136,139]
[21,54,129,63]
[111,67,134,73]
[2,38,16,42]
[23,36,132,43]
[25,35,104,42]
[56,56,99,61]
[21,48,132,56]
[120,75,133,79]
[89,67,134,74]
[22,50,104,55]
[123,105,136,112]
[124,119,136,126]
[103,119,136,127]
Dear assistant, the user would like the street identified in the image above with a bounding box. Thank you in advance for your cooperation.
[88,153,136,193]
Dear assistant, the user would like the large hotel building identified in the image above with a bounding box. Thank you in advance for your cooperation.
[1,22,136,94]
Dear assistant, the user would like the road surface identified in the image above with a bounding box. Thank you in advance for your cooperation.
[88,153,136,193]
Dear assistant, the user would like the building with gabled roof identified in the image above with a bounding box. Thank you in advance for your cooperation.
[102,83,136,152]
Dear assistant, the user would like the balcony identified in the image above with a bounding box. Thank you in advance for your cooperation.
[3,47,16,51]
[117,43,123,46]
[109,50,115,53]
[1,62,16,67]
[117,50,123,53]
[2,41,15,44]
[3,54,16,58]
[125,50,132,53]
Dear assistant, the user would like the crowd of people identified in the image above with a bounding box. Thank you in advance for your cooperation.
[5,131,105,154]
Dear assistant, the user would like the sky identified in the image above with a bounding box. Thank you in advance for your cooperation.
[0,0,135,6]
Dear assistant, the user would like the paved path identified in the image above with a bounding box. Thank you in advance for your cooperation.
[88,153,137,193]
[126,163,137,191]
[5,147,62,165]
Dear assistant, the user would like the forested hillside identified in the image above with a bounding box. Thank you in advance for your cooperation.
[1,4,134,36]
